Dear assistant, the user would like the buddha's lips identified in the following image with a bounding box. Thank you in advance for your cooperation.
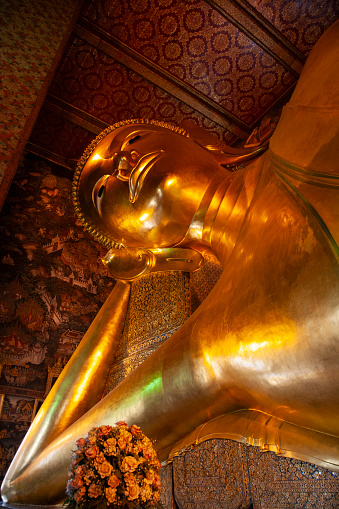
[129,150,164,203]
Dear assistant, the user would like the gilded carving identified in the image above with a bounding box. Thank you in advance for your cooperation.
[173,439,251,509]
[105,271,191,394]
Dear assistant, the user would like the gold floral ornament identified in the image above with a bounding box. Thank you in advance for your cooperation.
[65,422,162,508]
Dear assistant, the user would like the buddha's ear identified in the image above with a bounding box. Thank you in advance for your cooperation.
[181,119,269,168]
[181,119,231,153]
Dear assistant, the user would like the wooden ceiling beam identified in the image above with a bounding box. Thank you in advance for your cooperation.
[26,98,107,171]
[45,94,108,135]
[207,0,305,76]
[74,18,250,138]
[25,142,76,171]
[232,0,306,61]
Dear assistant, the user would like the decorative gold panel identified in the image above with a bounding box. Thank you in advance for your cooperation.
[189,248,223,312]
[173,439,251,509]
[247,446,339,508]
[104,270,191,393]
[160,463,177,509]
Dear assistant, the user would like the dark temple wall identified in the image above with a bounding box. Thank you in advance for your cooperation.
[0,0,83,209]
[0,154,114,480]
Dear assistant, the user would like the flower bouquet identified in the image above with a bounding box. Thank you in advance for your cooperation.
[65,422,162,508]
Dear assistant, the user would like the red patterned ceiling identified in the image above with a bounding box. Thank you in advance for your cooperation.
[48,36,238,141]
[246,0,338,55]
[29,106,95,163]
[27,0,338,169]
[81,0,296,124]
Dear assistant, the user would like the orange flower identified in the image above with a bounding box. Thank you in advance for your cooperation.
[140,483,152,502]
[121,456,139,473]
[88,483,101,498]
[105,437,116,447]
[142,447,154,460]
[118,429,132,450]
[115,420,127,427]
[83,469,95,486]
[105,487,117,504]
[94,452,106,468]
[142,437,152,447]
[108,473,120,488]
[70,425,161,507]
[76,437,86,448]
[132,442,142,454]
[75,465,85,476]
[145,470,155,484]
[98,425,112,436]
[88,435,97,445]
[104,437,117,455]
[85,445,99,458]
[74,486,86,503]
[124,472,137,487]
[71,475,83,489]
[126,442,135,454]
[130,424,141,435]
[97,461,113,478]
[125,484,139,501]
[117,437,127,450]
[120,429,132,441]
[152,473,161,490]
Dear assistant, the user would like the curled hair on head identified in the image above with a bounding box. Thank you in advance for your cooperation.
[72,119,188,249]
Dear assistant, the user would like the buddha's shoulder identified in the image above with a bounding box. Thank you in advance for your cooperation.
[266,151,339,262]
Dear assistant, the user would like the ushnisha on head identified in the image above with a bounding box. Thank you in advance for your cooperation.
[72,119,223,250]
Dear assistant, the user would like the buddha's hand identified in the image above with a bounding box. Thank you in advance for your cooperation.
[102,246,203,280]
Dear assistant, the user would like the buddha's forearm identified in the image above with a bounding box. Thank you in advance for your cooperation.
[1,280,130,496]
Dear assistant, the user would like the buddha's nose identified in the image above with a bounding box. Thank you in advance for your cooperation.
[113,151,138,181]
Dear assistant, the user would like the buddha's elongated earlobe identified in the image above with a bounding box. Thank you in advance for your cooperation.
[181,119,269,168]
[103,245,203,280]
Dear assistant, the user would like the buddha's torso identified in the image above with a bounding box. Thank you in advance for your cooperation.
[184,149,339,437]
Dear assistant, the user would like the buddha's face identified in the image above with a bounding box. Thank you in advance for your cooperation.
[76,123,221,248]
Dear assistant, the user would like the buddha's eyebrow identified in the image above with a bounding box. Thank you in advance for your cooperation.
[121,130,151,151]
[121,131,142,150]
[127,135,141,145]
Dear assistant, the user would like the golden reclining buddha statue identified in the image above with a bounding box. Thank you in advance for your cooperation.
[2,20,339,505]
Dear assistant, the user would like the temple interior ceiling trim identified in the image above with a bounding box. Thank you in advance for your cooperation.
[26,0,339,172]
